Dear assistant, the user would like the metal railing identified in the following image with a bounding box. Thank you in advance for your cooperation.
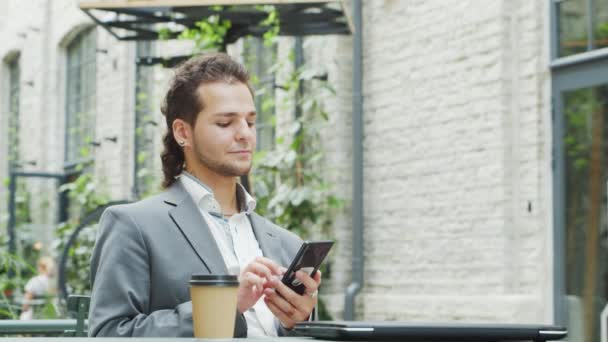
[0,319,82,336]
[0,295,89,337]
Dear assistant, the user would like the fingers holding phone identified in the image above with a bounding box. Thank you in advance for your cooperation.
[280,240,333,295]
[263,270,322,329]
[244,241,332,328]
[237,256,283,313]
[263,240,332,328]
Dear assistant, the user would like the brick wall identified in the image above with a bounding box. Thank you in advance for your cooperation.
[312,0,552,322]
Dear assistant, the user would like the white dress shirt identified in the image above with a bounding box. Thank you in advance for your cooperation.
[179,172,279,337]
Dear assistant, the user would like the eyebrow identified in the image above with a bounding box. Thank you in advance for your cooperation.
[212,111,256,118]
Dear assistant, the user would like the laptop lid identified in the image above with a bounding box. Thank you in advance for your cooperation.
[294,321,568,341]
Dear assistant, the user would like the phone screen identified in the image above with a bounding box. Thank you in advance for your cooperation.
[281,241,334,295]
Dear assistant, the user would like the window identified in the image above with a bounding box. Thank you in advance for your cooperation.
[65,28,96,166]
[242,37,276,151]
[134,40,157,197]
[7,55,20,171]
[551,2,608,341]
[555,0,608,58]
[561,84,608,342]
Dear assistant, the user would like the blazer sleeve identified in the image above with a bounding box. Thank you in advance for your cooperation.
[88,207,195,337]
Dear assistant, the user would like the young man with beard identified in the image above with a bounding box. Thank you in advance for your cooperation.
[88,53,320,337]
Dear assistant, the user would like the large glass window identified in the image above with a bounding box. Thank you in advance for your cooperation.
[562,85,608,342]
[556,0,608,58]
[553,49,608,342]
[243,37,275,151]
[65,28,96,166]
[7,56,20,170]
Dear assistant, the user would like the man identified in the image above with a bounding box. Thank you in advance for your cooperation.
[88,53,320,337]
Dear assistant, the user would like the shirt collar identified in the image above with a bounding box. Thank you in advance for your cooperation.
[179,171,256,215]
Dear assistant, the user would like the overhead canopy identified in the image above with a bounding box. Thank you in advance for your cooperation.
[79,0,352,43]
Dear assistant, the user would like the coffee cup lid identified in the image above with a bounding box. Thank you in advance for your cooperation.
[190,274,239,286]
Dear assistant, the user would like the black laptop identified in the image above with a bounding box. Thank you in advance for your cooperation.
[293,321,567,341]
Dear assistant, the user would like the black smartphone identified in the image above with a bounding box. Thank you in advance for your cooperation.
[281,240,334,295]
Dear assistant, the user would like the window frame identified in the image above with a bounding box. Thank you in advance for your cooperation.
[550,0,608,63]
[242,36,276,152]
[64,27,97,169]
[133,40,157,198]
[6,54,20,172]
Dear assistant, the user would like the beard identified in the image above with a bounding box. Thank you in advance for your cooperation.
[192,143,252,177]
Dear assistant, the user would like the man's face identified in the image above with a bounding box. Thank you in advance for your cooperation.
[190,81,256,177]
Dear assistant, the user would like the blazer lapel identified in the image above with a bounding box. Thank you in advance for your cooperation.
[164,182,228,274]
[248,213,284,265]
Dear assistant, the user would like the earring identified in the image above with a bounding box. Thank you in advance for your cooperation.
[178,141,185,147]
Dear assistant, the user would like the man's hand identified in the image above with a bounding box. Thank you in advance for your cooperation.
[263,270,321,329]
[237,256,283,314]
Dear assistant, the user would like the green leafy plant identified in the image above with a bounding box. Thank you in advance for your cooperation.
[179,15,232,53]
[134,85,160,198]
[257,5,280,46]
[0,176,47,319]
[251,67,342,239]
[53,172,109,296]
[0,243,35,319]
[53,221,98,296]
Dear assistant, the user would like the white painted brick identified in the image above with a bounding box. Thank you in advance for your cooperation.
[308,0,554,322]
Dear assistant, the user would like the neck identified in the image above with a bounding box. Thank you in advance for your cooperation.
[185,165,238,214]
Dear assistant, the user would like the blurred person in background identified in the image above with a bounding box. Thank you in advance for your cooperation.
[19,256,55,320]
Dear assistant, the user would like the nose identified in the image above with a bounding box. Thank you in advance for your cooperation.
[235,118,254,142]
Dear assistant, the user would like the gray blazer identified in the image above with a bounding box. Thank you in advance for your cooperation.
[88,181,304,337]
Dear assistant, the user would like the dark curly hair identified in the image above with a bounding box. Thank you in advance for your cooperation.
[160,53,251,188]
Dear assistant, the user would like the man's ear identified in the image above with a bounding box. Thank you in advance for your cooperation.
[172,119,192,148]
